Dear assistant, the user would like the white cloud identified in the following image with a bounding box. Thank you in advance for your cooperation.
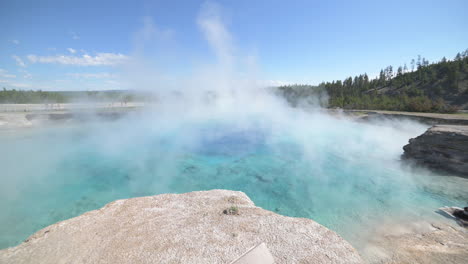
[0,69,16,78]
[27,53,129,66]
[132,17,175,55]
[104,79,121,86]
[23,73,32,79]
[67,72,116,79]
[260,80,292,87]
[70,31,80,40]
[0,79,31,88]
[12,55,26,67]
[10,39,20,45]
[67,48,77,54]
[19,69,32,79]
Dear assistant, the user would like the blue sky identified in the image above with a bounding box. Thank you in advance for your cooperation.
[0,0,467,91]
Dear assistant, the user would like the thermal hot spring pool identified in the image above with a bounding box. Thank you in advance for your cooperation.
[1,112,467,249]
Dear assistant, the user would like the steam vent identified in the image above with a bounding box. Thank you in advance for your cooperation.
[0,190,362,264]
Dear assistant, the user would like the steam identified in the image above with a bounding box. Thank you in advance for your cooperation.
[1,1,468,256]
[197,1,235,71]
[118,1,277,117]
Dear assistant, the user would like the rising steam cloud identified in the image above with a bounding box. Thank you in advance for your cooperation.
[2,1,467,256]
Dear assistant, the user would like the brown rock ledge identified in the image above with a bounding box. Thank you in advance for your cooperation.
[403,125,468,177]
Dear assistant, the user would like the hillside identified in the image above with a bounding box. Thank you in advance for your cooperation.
[0,89,151,104]
[2,50,468,113]
[277,49,468,112]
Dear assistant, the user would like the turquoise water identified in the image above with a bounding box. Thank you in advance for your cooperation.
[1,113,467,249]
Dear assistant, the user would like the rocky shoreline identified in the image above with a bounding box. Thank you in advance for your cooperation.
[362,221,468,264]
[340,110,468,177]
[403,125,468,178]
[0,190,362,264]
[0,109,137,129]
[343,110,468,126]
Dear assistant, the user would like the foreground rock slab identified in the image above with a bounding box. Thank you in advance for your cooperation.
[403,125,468,177]
[0,190,362,264]
[363,222,468,264]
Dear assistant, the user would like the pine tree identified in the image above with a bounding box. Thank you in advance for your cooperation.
[397,66,403,76]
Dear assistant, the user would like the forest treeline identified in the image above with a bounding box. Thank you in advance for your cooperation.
[2,49,468,113]
[277,49,468,112]
[0,89,142,104]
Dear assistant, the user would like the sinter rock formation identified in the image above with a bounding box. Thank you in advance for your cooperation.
[362,221,468,264]
[0,190,362,264]
[403,125,468,177]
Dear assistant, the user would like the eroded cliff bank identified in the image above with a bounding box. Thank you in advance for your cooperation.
[403,125,468,177]
[0,190,362,264]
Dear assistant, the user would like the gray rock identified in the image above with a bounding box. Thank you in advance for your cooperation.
[362,222,468,264]
[0,190,362,264]
[403,125,468,177]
